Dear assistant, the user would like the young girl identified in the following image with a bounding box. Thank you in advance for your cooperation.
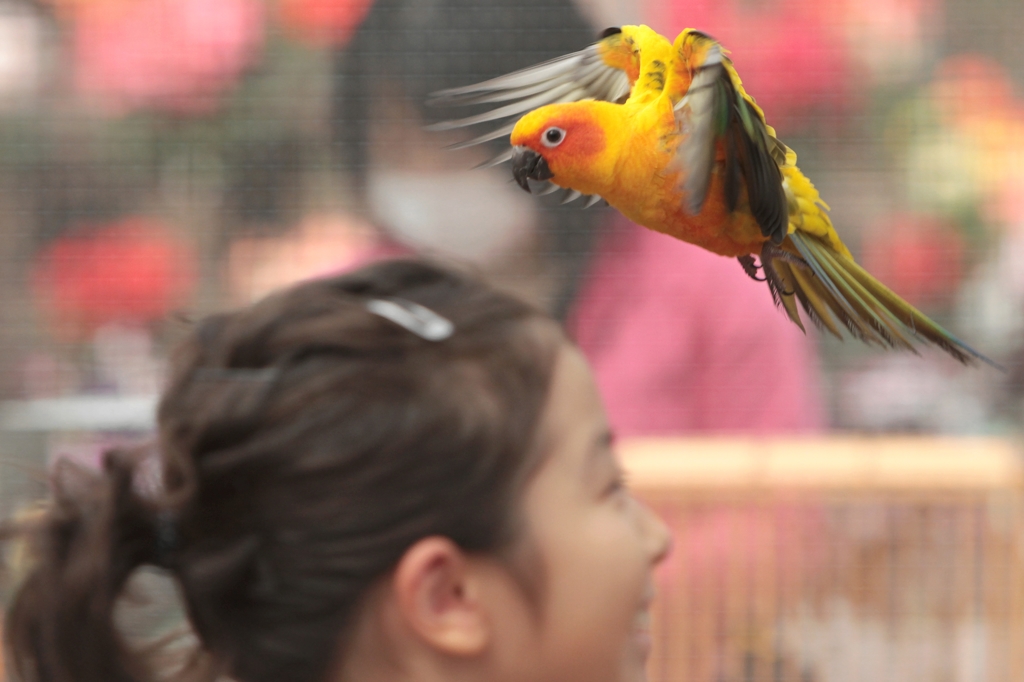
[4,259,670,682]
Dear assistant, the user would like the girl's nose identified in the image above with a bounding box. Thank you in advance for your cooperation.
[643,503,673,565]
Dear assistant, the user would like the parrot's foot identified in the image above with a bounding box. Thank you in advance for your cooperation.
[762,242,807,269]
[762,261,793,299]
[739,246,807,296]
[760,242,808,298]
[737,255,766,281]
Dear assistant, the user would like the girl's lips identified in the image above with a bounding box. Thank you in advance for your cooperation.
[633,583,657,658]
[633,608,653,657]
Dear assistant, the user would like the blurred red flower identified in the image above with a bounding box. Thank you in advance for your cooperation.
[32,217,197,338]
[860,214,964,307]
[278,0,374,47]
[932,54,1021,129]
[72,0,264,114]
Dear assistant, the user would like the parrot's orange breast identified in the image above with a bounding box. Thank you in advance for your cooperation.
[599,131,770,258]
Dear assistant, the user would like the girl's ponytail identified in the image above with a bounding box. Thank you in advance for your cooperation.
[5,448,168,682]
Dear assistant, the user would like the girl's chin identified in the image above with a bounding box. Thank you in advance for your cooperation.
[633,629,652,659]
[621,626,653,682]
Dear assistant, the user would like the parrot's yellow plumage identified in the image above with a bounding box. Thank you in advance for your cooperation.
[430,25,996,366]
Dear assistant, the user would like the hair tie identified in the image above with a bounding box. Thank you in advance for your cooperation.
[366,298,454,341]
[153,510,178,569]
[193,367,280,382]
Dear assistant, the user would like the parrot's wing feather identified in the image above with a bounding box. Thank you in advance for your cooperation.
[446,122,518,150]
[428,30,636,161]
[473,148,514,169]
[428,48,630,110]
[671,41,723,216]
[669,30,788,245]
[785,232,1001,368]
[429,81,592,130]
[731,107,788,245]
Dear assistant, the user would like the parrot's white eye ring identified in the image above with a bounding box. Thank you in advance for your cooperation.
[541,127,566,148]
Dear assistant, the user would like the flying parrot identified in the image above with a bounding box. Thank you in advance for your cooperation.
[429,25,997,367]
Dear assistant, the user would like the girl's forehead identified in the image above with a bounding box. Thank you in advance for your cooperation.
[533,346,608,471]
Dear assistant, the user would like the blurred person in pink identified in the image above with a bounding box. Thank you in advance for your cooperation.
[571,218,824,436]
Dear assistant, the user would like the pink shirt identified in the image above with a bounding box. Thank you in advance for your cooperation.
[570,219,824,436]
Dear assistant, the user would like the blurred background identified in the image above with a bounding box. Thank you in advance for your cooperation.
[1,0,1024,679]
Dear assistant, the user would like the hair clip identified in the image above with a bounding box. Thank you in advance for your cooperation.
[366,298,454,342]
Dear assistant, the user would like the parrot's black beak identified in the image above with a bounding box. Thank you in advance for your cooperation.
[511,146,554,193]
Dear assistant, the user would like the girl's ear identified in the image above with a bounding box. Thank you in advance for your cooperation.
[392,536,491,656]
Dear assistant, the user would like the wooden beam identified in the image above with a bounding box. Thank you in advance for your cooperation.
[618,437,1024,492]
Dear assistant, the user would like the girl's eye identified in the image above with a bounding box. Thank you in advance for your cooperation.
[604,471,628,497]
[542,127,566,147]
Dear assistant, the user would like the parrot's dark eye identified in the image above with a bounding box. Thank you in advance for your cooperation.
[542,127,566,148]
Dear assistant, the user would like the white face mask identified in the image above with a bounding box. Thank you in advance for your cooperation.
[366,167,539,263]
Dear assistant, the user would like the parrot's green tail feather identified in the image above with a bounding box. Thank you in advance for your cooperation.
[779,232,1000,369]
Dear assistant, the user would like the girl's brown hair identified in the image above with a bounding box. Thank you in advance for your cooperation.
[4,259,563,682]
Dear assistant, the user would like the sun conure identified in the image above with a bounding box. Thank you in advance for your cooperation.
[429,25,997,367]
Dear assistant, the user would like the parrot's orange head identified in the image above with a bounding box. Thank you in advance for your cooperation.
[509,103,617,196]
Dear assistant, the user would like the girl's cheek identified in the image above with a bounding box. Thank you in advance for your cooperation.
[626,496,649,535]
[624,498,659,550]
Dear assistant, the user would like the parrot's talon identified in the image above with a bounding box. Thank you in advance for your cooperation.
[737,255,766,281]
[759,243,798,299]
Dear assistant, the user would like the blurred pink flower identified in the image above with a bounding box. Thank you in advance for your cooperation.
[278,0,374,47]
[72,0,265,114]
[860,213,964,307]
[829,0,940,83]
[931,55,1021,129]
[920,54,1024,221]
[660,0,854,129]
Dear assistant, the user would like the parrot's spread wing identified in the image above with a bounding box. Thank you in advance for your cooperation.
[669,37,723,217]
[428,28,636,167]
[670,30,789,246]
